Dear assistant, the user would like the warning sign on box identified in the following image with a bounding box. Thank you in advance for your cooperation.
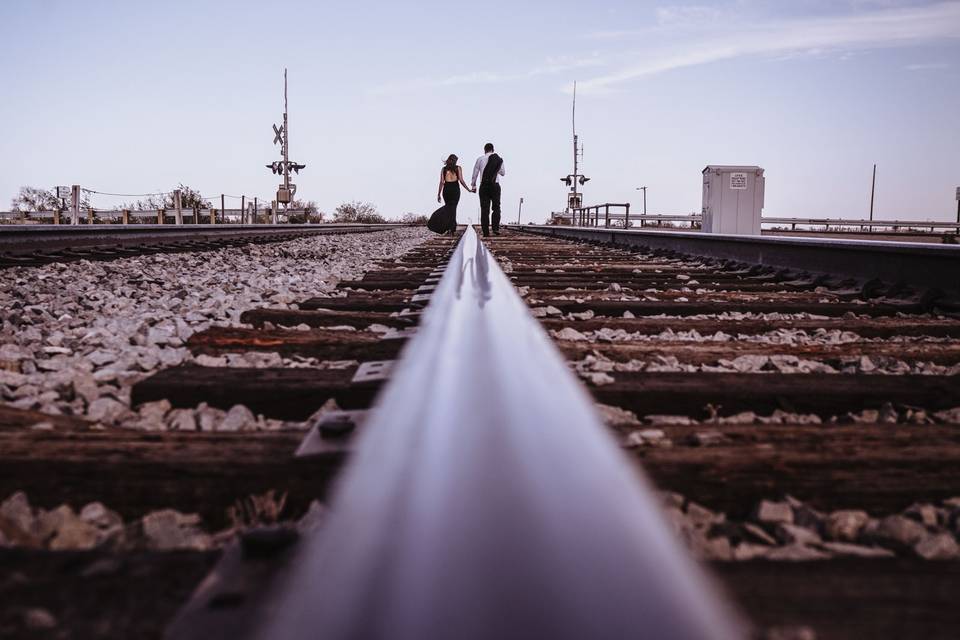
[730,173,747,190]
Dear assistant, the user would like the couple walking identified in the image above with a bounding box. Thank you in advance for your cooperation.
[431,142,505,237]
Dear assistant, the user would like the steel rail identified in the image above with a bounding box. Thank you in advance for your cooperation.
[510,224,960,293]
[255,225,741,640]
[550,212,960,231]
[0,224,406,255]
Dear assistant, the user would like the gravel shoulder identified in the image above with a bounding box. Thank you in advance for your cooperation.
[0,227,431,431]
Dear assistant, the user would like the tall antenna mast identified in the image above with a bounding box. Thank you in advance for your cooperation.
[572,82,578,209]
[560,82,589,218]
[266,68,306,214]
[283,68,289,208]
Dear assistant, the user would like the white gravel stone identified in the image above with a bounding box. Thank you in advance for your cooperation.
[219,404,257,432]
[754,500,794,525]
[871,515,929,548]
[553,327,589,341]
[765,544,830,561]
[821,510,866,541]
[141,509,212,551]
[166,408,198,431]
[624,429,671,448]
[914,533,960,560]
[87,397,128,423]
[0,491,34,535]
[23,608,58,630]
[818,542,894,559]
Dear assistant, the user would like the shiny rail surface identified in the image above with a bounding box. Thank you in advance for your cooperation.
[550,212,960,233]
[510,224,960,294]
[255,225,741,640]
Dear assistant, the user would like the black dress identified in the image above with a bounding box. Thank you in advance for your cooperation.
[428,170,461,234]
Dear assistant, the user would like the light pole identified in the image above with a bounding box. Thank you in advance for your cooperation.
[517,197,524,224]
[635,186,647,227]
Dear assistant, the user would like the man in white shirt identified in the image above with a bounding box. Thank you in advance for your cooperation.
[471,142,505,237]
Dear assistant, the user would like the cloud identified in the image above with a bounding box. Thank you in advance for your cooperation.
[577,1,960,92]
[369,54,604,95]
[654,5,723,25]
[369,2,960,96]
[904,61,950,70]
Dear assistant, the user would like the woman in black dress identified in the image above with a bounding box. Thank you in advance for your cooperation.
[436,154,474,235]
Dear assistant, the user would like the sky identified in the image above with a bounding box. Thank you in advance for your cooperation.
[1,0,959,223]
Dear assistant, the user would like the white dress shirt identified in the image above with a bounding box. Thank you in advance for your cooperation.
[471,152,506,188]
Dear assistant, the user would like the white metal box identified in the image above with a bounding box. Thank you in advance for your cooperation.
[701,165,765,235]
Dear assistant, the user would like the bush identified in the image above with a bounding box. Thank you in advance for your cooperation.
[333,201,386,224]
[400,212,428,224]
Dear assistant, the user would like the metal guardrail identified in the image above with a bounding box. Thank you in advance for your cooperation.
[550,212,960,233]
[512,224,960,293]
[0,208,313,225]
[571,202,631,227]
[255,225,742,639]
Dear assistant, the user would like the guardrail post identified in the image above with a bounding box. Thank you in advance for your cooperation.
[624,203,630,229]
[70,185,80,225]
[157,209,163,225]
[87,208,94,225]
[53,209,60,225]
[604,204,609,228]
[174,189,183,225]
[210,208,217,225]
[122,209,130,225]
[271,201,278,224]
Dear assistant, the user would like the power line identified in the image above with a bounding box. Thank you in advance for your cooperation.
[81,188,171,197]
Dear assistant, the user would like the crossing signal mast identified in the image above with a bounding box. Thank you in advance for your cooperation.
[266,68,306,210]
[561,81,590,215]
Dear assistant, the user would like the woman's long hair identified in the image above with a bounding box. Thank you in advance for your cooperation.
[444,154,458,175]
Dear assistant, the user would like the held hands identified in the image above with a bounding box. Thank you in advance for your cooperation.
[437,195,442,203]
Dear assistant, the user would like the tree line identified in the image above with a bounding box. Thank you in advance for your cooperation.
[8,184,428,224]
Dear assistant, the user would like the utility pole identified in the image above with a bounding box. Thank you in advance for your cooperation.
[517,197,524,224]
[636,186,647,216]
[869,164,876,221]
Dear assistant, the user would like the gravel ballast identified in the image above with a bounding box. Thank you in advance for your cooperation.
[0,227,431,430]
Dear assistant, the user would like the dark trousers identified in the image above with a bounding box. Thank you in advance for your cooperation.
[478,182,501,236]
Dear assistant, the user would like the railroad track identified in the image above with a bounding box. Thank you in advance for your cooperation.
[2,225,960,638]
[0,224,406,267]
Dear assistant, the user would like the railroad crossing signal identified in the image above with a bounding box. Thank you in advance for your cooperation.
[265,69,306,210]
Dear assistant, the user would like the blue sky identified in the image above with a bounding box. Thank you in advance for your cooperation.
[1,0,958,222]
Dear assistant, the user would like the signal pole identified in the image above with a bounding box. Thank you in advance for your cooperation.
[560,82,589,223]
[282,69,289,210]
[266,69,305,216]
